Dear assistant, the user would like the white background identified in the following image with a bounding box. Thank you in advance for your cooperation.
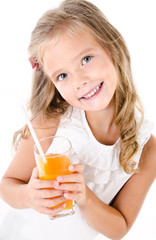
[0,0,156,239]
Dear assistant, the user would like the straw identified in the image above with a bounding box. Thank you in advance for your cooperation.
[21,105,47,163]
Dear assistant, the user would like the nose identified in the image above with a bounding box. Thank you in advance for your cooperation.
[73,70,89,90]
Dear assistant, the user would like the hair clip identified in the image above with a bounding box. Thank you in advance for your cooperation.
[28,57,40,71]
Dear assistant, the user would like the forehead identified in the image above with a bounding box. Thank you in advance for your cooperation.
[42,29,104,78]
[40,21,99,60]
[42,29,100,67]
[43,29,101,58]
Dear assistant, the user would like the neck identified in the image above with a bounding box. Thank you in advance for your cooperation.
[85,101,119,145]
[85,101,116,133]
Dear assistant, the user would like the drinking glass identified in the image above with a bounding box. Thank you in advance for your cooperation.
[34,136,75,219]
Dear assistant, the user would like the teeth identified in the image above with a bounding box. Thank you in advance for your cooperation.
[83,84,101,99]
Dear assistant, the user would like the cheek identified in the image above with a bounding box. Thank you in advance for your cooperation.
[107,65,117,87]
[55,85,71,101]
[50,82,65,99]
[111,73,118,90]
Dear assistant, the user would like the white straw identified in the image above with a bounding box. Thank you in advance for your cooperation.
[21,105,47,163]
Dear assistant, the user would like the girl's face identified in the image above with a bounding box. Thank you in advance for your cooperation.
[43,30,118,112]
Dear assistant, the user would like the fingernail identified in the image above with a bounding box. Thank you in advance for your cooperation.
[57,176,63,182]
[62,203,66,208]
[69,165,74,171]
[64,193,68,198]
[54,181,59,187]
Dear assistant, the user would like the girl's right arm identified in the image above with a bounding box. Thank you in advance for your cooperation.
[0,119,67,216]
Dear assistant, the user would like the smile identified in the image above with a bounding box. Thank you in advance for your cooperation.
[81,82,103,99]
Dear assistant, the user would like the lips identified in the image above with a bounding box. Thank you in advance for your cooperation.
[80,82,103,99]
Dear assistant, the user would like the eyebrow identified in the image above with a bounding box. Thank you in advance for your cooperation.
[73,48,94,61]
[51,48,94,79]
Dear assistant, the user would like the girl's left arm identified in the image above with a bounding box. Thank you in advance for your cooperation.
[56,135,156,240]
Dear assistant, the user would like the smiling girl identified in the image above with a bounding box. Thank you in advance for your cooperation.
[0,0,156,239]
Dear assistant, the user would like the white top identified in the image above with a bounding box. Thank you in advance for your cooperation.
[54,106,153,204]
[0,106,153,240]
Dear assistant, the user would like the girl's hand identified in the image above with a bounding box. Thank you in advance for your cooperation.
[56,164,86,207]
[26,167,67,216]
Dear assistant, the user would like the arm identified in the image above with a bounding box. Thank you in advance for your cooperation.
[0,133,37,208]
[0,118,67,215]
[56,135,156,240]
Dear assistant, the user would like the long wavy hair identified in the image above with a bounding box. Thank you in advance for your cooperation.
[13,0,144,174]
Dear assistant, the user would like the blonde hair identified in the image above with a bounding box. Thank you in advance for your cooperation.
[14,0,144,174]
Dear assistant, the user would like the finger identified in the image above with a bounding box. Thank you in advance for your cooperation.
[31,168,59,189]
[40,203,66,216]
[69,163,84,174]
[35,179,59,189]
[39,189,63,199]
[31,167,39,179]
[57,183,82,192]
[57,173,83,183]
[42,195,67,208]
[63,191,83,201]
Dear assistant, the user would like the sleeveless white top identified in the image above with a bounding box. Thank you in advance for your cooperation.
[0,106,153,240]
[53,106,153,204]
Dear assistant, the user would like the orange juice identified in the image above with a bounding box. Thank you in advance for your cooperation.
[37,153,73,210]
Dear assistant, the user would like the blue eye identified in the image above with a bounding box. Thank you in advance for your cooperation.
[82,56,92,65]
[57,73,68,81]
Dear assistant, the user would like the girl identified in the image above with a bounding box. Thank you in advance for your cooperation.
[0,0,156,239]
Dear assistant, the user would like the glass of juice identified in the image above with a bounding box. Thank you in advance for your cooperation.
[33,136,75,219]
